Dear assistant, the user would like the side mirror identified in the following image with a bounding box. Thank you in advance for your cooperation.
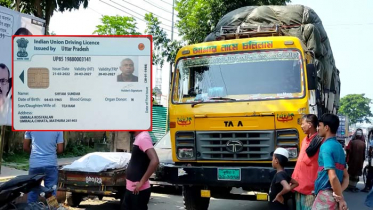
[306,64,317,90]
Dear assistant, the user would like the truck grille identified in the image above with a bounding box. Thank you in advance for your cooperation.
[276,129,299,146]
[196,131,275,160]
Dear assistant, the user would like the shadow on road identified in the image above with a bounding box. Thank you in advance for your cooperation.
[77,200,119,210]
[151,185,182,195]
[69,186,270,210]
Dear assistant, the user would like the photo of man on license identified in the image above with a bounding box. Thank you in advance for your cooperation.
[117,58,138,82]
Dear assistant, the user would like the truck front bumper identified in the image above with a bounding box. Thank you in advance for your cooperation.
[162,165,294,191]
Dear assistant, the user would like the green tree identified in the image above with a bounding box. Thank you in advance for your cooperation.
[46,30,56,35]
[175,0,290,44]
[0,0,89,34]
[0,0,12,8]
[93,15,141,35]
[152,90,158,105]
[92,13,182,66]
[339,94,373,124]
[144,13,182,67]
[0,0,33,14]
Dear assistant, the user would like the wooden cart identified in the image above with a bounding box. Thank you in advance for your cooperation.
[58,166,127,207]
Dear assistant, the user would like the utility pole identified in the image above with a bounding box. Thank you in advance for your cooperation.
[169,0,175,98]
[16,0,20,11]
[171,0,175,41]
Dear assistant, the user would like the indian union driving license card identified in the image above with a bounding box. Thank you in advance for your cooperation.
[12,36,152,131]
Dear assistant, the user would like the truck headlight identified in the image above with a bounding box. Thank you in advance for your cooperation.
[177,148,194,159]
[286,147,298,158]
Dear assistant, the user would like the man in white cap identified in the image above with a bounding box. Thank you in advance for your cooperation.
[269,147,299,210]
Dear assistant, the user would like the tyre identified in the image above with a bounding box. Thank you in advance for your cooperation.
[183,186,210,210]
[66,192,83,207]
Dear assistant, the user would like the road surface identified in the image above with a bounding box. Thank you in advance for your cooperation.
[67,183,372,210]
[69,190,269,210]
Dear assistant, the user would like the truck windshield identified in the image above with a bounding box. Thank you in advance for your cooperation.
[172,50,305,104]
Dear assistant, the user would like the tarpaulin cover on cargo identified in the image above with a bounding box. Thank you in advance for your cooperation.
[204,5,340,111]
[62,152,131,172]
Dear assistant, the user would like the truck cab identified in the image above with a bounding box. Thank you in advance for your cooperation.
[163,25,326,210]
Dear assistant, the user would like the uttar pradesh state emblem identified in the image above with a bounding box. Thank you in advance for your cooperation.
[16,38,29,57]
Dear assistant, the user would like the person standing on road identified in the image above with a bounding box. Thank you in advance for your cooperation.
[345,128,366,192]
[23,131,64,203]
[269,148,299,210]
[312,114,349,210]
[123,131,159,210]
[362,130,373,193]
[292,114,324,210]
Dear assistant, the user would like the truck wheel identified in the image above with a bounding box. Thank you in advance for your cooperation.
[183,186,210,210]
[66,192,83,207]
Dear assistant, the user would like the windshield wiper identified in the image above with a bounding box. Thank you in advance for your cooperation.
[209,97,236,101]
[191,97,236,108]
[191,100,204,108]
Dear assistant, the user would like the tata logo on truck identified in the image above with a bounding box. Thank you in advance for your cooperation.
[226,140,244,153]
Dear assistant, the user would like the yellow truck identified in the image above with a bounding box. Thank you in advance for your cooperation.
[162,5,340,210]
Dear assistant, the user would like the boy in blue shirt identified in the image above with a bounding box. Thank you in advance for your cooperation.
[312,114,349,210]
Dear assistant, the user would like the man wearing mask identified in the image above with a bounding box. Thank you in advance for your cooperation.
[346,128,366,192]
[292,114,323,210]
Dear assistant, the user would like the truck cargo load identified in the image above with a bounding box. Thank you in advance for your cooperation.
[61,152,131,173]
[205,5,341,114]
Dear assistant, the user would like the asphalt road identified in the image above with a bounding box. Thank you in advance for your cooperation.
[68,183,372,210]
[58,156,372,210]
[70,189,269,210]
